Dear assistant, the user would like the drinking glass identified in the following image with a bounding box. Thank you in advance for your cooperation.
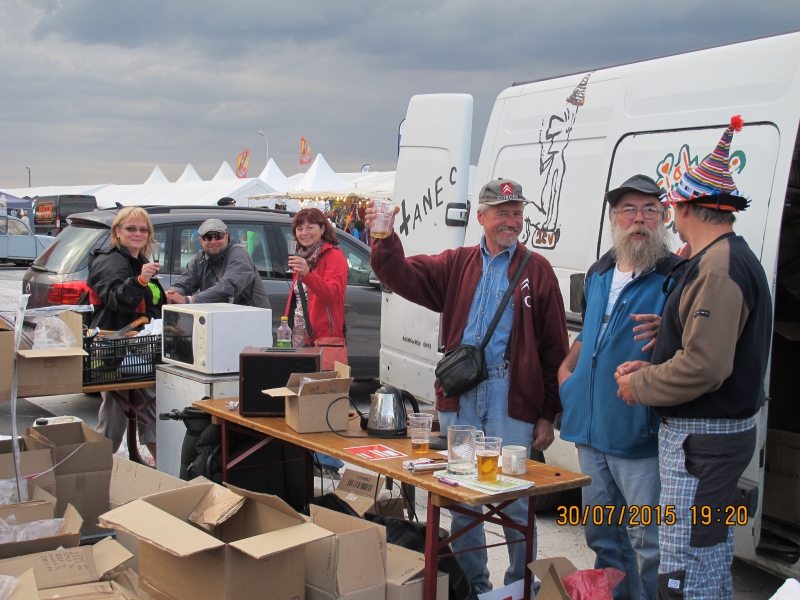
[370,201,393,239]
[476,437,502,483]
[287,239,297,255]
[446,425,483,476]
[408,413,433,454]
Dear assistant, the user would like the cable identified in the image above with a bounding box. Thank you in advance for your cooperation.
[325,395,410,439]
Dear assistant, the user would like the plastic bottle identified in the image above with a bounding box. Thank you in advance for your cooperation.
[277,316,292,348]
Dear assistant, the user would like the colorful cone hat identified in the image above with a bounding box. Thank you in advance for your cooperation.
[566,73,591,106]
[665,115,750,212]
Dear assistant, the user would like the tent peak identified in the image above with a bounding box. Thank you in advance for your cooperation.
[144,166,170,185]
[212,161,238,182]
[177,163,203,183]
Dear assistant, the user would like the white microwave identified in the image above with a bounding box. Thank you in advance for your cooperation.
[162,304,273,374]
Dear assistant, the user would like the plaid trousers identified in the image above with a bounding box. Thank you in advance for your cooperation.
[658,417,755,600]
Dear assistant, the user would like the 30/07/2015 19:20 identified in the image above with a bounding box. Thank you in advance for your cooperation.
[556,504,750,527]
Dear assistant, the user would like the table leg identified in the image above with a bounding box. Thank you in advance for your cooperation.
[424,492,440,600]
[124,390,144,465]
[221,419,229,483]
[524,496,536,600]
[304,450,314,509]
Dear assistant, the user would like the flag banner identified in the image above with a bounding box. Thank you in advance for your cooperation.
[300,137,312,165]
[361,164,370,173]
[235,149,250,178]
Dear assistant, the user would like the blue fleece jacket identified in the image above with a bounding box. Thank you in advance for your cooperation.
[559,250,681,458]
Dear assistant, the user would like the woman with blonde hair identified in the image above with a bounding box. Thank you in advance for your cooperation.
[87,207,165,461]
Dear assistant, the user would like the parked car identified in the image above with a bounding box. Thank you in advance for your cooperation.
[0,214,54,266]
[22,205,381,378]
[33,194,98,236]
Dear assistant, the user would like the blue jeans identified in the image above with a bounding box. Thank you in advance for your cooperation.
[577,444,660,600]
[438,365,536,594]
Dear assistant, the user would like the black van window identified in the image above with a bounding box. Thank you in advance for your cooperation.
[33,225,109,274]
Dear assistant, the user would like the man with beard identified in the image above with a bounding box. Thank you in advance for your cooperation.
[366,179,568,594]
[558,175,680,600]
[166,219,270,308]
[616,117,771,599]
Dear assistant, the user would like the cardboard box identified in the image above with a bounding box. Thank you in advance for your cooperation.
[306,505,387,599]
[764,428,800,526]
[385,544,448,600]
[0,436,57,499]
[27,422,113,536]
[99,482,333,600]
[109,456,193,571]
[0,537,131,590]
[264,363,353,434]
[0,311,87,401]
[0,487,82,560]
[7,569,39,600]
[334,469,405,519]
[528,557,578,600]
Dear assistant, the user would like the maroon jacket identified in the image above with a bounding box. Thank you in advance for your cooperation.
[371,232,568,424]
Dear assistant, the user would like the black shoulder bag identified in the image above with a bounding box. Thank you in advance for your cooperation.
[435,249,531,398]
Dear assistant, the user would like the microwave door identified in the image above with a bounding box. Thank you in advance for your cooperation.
[164,310,195,366]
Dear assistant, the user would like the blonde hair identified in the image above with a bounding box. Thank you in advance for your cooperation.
[109,207,155,259]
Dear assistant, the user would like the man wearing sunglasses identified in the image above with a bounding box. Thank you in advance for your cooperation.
[166,218,270,308]
[557,174,681,600]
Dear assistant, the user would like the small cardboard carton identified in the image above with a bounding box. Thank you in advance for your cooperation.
[0,311,87,401]
[27,422,113,536]
[7,568,39,600]
[334,469,405,519]
[0,537,132,590]
[305,505,387,600]
[528,557,578,600]
[385,544,448,600]
[0,436,57,499]
[0,487,82,560]
[98,481,333,600]
[264,363,353,434]
[108,456,193,571]
[764,428,800,526]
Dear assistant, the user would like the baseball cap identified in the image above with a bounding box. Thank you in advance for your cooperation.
[217,197,236,206]
[198,219,228,235]
[605,175,665,207]
[478,179,531,206]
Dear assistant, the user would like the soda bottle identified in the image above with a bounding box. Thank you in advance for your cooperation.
[277,316,292,348]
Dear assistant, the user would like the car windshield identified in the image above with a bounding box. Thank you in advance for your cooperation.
[33,224,109,274]
[0,217,6,235]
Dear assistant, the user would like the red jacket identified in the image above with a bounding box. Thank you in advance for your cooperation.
[370,232,568,425]
[285,243,348,344]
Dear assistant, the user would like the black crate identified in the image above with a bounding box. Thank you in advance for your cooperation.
[83,335,162,385]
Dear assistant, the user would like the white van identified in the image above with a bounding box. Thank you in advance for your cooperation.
[379,31,800,579]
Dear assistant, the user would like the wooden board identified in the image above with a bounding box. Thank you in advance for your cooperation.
[82,380,156,394]
[194,398,590,507]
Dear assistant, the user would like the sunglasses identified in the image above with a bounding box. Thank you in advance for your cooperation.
[120,226,149,234]
[201,232,226,241]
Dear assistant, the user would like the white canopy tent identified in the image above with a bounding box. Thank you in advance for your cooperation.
[292,154,352,192]
[258,159,291,192]
[144,166,170,185]
[176,164,203,183]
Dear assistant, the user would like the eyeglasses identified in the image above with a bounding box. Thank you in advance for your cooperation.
[613,206,663,221]
[201,232,225,241]
[120,226,149,234]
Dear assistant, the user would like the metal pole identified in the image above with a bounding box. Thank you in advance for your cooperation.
[258,131,269,165]
[10,294,30,503]
[25,167,31,188]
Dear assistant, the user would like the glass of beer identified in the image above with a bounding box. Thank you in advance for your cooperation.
[409,413,434,454]
[370,200,393,239]
[476,437,502,483]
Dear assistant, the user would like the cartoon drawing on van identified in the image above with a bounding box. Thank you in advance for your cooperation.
[656,144,746,234]
[524,72,591,250]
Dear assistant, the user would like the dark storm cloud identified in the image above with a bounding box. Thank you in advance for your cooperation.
[2,1,799,187]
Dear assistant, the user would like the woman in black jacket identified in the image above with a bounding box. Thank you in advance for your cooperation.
[87,207,165,462]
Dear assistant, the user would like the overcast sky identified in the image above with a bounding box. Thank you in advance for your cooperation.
[2,1,799,189]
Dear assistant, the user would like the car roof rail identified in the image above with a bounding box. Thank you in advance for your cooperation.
[140,205,295,216]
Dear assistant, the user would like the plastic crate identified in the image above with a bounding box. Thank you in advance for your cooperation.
[83,334,162,385]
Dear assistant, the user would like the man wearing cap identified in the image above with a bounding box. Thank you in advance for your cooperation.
[558,174,680,600]
[166,218,270,308]
[616,117,772,599]
[366,179,568,594]
[217,197,236,206]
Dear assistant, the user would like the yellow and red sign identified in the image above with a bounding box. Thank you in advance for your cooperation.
[235,149,250,178]
[300,137,312,165]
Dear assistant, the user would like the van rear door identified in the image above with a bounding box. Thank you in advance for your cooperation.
[379,94,473,402]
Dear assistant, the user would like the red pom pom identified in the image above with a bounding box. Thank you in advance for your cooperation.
[730,115,744,132]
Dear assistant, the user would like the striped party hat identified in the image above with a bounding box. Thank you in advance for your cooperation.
[666,115,750,212]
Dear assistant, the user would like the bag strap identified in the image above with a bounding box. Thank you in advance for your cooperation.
[297,277,314,339]
[479,249,531,352]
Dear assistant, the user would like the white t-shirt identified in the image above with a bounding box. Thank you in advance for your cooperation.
[600,265,635,334]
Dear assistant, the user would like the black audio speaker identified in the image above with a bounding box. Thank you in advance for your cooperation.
[238,347,322,416]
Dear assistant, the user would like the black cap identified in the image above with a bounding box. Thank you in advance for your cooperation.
[217,197,236,206]
[605,175,665,207]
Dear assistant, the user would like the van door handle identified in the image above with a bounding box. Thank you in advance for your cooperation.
[445,203,468,226]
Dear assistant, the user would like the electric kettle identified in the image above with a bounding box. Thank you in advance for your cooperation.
[363,384,421,437]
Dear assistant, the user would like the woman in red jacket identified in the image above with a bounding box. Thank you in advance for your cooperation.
[286,208,348,347]
[286,207,348,478]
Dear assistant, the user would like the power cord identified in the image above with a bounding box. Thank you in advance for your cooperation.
[325,395,411,439]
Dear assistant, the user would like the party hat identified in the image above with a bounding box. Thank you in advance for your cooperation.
[566,73,591,106]
[665,115,750,212]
